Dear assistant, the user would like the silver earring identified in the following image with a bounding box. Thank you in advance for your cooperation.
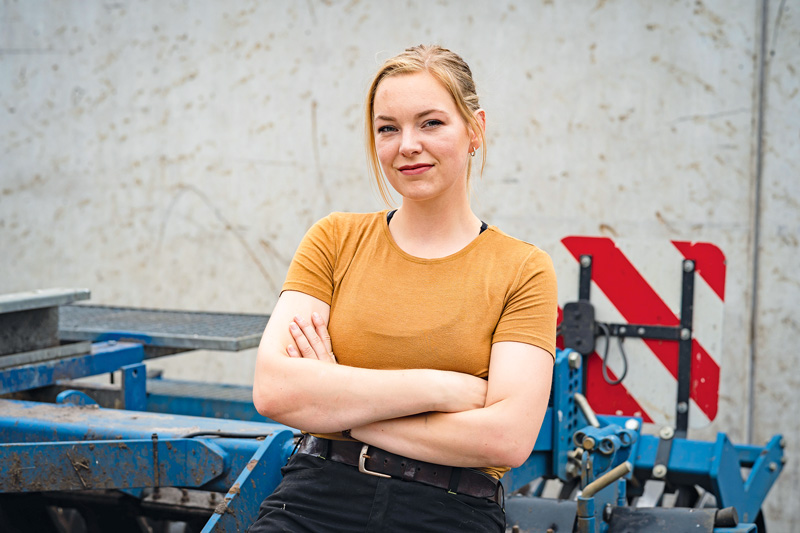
[469,148,476,157]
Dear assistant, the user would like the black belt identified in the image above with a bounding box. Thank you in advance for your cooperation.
[296,436,502,504]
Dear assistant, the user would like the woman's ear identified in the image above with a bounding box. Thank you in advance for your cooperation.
[471,109,486,147]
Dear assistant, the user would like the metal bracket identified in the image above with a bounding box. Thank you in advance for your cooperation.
[563,255,696,435]
[653,426,675,480]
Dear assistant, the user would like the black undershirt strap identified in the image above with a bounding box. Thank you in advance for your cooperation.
[386,210,488,234]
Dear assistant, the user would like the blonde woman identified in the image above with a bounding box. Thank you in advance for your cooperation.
[250,45,557,532]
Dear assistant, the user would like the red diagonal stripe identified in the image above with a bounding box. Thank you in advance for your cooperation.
[671,241,726,301]
[585,352,654,423]
[562,236,719,421]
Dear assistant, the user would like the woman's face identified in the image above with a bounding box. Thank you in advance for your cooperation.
[372,71,479,205]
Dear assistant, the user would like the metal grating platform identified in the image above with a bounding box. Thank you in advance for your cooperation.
[59,305,270,352]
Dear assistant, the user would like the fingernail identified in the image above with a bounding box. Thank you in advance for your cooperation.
[287,345,297,356]
[294,315,305,325]
[312,312,320,321]
[289,323,299,332]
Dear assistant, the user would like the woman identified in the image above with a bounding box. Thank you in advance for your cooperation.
[250,45,557,532]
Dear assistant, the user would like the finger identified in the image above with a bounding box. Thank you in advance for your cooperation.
[294,315,329,360]
[287,344,300,358]
[289,321,317,359]
[311,312,335,363]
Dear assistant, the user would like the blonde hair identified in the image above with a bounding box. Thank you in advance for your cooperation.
[365,45,486,205]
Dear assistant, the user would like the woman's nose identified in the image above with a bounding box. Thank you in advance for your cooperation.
[399,130,422,157]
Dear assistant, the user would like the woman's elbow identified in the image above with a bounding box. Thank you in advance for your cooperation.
[486,428,539,468]
[252,383,283,420]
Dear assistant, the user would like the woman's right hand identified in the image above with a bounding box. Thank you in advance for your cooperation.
[287,312,337,364]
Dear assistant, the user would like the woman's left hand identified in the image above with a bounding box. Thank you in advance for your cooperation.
[287,312,337,364]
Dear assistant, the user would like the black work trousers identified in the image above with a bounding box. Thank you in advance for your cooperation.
[248,452,505,533]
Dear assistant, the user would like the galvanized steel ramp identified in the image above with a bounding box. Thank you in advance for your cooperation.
[59,305,270,355]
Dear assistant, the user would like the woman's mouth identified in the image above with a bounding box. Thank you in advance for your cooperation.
[397,164,433,175]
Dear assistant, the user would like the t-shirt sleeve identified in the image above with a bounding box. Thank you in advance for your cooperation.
[281,214,338,305]
[492,248,558,358]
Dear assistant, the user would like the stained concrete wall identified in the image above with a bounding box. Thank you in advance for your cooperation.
[1,0,797,529]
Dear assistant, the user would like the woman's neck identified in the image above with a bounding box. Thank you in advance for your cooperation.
[387,199,483,259]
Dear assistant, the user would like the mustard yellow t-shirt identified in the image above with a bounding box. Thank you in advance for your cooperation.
[282,211,558,478]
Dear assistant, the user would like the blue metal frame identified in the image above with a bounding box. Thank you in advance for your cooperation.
[0,341,144,395]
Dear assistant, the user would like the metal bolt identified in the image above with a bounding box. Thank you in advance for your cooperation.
[677,402,688,414]
[684,260,695,272]
[659,426,675,440]
[680,328,691,340]
[583,437,596,450]
[652,464,667,479]
[568,351,582,369]
[565,463,578,477]
[769,462,777,472]
[637,327,645,335]
[580,255,592,267]
[619,326,627,335]
[603,504,613,522]
[625,419,639,431]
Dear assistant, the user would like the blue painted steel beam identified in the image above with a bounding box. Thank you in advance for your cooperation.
[0,438,225,493]
[121,362,147,410]
[0,341,144,395]
[202,433,293,532]
[0,399,295,493]
[144,379,270,422]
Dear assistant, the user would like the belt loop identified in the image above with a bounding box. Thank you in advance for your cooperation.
[321,437,330,460]
[290,434,304,457]
[447,467,462,494]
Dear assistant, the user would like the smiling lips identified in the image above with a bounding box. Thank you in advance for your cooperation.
[397,163,434,175]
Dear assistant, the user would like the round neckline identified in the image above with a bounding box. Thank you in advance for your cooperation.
[379,209,493,264]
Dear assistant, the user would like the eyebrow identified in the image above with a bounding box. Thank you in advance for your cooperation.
[374,109,447,123]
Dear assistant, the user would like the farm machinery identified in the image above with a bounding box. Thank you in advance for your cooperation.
[0,267,785,532]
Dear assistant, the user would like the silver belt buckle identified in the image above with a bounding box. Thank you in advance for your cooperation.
[358,444,390,478]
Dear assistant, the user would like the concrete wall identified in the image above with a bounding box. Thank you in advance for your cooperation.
[1,0,797,528]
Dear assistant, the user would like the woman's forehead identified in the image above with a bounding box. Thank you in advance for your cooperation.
[374,71,456,116]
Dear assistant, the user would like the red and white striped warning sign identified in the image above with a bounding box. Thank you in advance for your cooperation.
[554,237,726,428]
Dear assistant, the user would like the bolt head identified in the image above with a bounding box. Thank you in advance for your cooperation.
[769,462,777,472]
[652,464,667,479]
[625,419,640,431]
[684,260,695,272]
[583,437,596,450]
[580,255,592,267]
[677,402,688,414]
[568,351,582,369]
[680,328,691,340]
[659,426,675,440]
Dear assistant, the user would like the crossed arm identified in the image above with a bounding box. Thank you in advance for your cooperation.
[252,290,553,469]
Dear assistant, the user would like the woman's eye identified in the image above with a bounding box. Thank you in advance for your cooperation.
[377,125,397,134]
[423,119,443,128]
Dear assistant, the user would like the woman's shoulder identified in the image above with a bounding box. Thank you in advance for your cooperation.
[323,210,386,226]
[482,226,551,262]
[307,210,387,245]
